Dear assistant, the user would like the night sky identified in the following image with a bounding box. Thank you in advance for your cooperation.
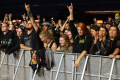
[0,0,120,23]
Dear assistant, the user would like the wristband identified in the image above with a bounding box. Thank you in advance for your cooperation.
[27,11,32,18]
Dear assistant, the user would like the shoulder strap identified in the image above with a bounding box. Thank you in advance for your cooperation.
[49,41,55,49]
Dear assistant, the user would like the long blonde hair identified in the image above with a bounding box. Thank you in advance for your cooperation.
[39,30,55,41]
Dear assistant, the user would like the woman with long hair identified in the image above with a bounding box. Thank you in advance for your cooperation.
[39,30,57,51]
[57,34,73,53]
[67,3,92,67]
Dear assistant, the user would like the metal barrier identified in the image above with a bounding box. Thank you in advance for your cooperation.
[0,49,120,80]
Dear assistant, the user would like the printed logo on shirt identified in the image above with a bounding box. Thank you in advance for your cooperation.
[79,39,85,43]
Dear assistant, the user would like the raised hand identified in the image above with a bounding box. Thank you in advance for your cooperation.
[37,15,40,20]
[5,14,8,20]
[22,13,26,19]
[67,3,73,13]
[93,17,97,22]
[94,32,99,44]
[26,16,29,20]
[9,13,12,20]
[25,3,30,12]
[108,17,112,22]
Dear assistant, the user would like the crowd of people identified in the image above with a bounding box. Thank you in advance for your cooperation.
[0,3,120,68]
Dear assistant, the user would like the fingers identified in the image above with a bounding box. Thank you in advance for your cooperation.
[71,3,73,7]
[67,5,69,9]
[74,63,79,67]
[25,3,26,6]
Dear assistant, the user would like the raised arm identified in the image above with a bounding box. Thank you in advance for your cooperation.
[8,13,13,25]
[67,3,78,39]
[25,3,38,32]
[3,14,9,23]
[67,3,74,20]
[60,16,70,32]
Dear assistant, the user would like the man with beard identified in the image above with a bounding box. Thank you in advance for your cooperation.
[20,3,43,50]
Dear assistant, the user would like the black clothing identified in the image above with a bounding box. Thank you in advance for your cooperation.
[69,20,78,40]
[49,41,55,49]
[73,35,92,53]
[89,39,120,56]
[0,30,15,49]
[5,36,20,54]
[69,20,92,53]
[20,29,43,50]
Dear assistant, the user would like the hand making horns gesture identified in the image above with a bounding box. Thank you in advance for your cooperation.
[67,3,73,14]
[25,3,30,12]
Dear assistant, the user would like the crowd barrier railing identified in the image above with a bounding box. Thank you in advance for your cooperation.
[0,49,120,80]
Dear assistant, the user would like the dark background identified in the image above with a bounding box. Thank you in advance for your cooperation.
[0,0,120,24]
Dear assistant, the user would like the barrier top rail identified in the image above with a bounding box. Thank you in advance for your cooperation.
[19,49,111,58]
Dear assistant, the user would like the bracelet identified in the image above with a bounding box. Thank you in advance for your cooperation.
[27,11,32,18]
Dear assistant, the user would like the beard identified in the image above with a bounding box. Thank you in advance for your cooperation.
[26,27,33,30]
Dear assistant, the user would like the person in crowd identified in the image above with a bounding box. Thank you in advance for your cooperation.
[5,27,24,54]
[67,30,73,44]
[105,21,112,30]
[89,26,120,58]
[86,25,91,32]
[58,19,63,28]
[90,25,100,40]
[67,3,92,67]
[56,34,73,53]
[9,24,15,32]
[43,17,46,23]
[89,27,109,55]
[20,3,43,50]
[42,22,50,30]
[108,26,120,58]
[39,30,57,51]
[0,22,15,49]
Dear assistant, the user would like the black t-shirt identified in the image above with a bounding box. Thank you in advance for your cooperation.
[20,31,32,48]
[73,34,92,53]
[0,30,15,49]
[20,29,43,50]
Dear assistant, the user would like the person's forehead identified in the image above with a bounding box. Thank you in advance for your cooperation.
[9,25,14,27]
[2,23,7,26]
[17,28,22,31]
[110,27,116,29]
[100,29,105,31]
[28,21,32,23]
[91,29,96,32]
[68,31,72,34]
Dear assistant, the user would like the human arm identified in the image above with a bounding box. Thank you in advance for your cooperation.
[25,3,38,32]
[74,50,87,67]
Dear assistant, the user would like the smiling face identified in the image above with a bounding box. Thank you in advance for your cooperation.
[59,37,66,46]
